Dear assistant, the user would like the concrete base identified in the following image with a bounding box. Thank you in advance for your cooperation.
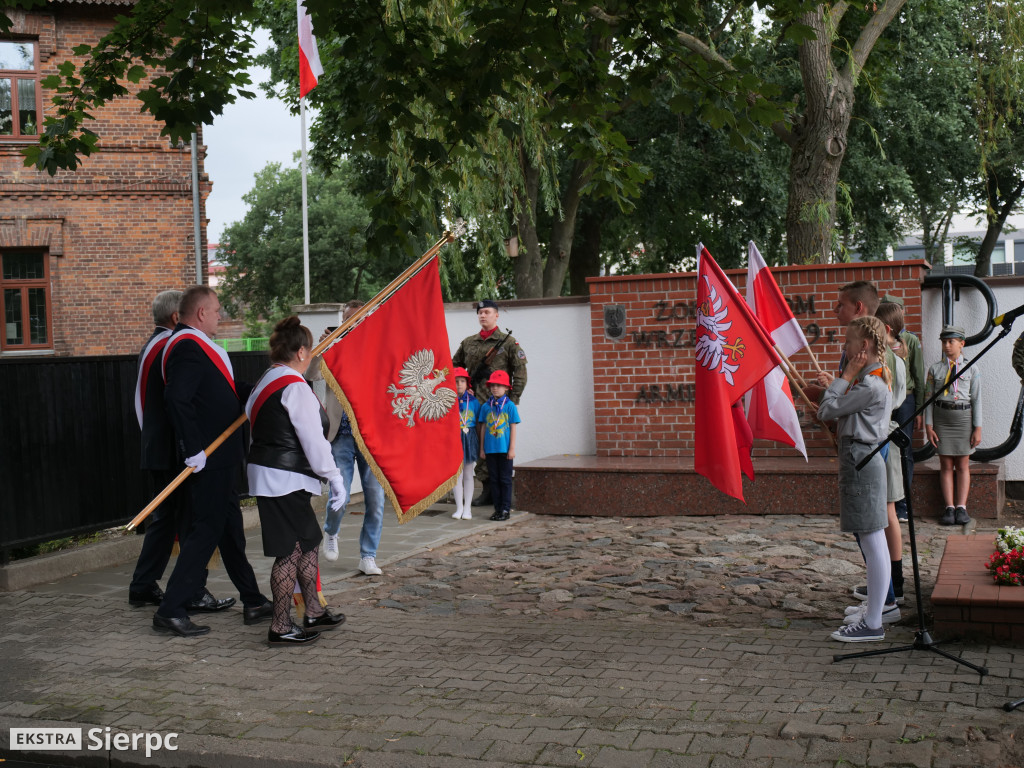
[516,455,1005,520]
[932,534,1024,643]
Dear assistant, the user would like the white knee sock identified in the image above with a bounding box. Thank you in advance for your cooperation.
[462,461,476,511]
[859,528,890,629]
[453,465,466,514]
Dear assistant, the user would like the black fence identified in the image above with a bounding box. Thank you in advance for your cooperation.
[0,350,272,562]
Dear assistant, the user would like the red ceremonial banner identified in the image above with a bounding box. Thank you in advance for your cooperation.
[320,257,462,522]
[694,246,780,501]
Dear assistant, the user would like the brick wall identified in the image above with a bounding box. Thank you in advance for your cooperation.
[0,5,209,356]
[587,261,930,458]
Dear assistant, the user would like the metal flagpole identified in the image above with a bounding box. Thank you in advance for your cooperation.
[301,98,311,305]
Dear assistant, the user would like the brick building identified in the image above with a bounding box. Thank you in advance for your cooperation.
[0,1,208,357]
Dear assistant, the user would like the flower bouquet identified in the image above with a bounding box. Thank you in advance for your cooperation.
[986,526,1024,586]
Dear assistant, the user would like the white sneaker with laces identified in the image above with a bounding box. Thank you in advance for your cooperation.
[358,556,382,576]
[323,534,339,562]
[843,603,901,625]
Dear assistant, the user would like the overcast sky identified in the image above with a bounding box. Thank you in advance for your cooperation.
[203,31,307,246]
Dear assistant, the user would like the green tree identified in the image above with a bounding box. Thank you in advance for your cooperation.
[217,160,408,329]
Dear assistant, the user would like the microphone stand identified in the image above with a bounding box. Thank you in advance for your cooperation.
[831,321,1018,677]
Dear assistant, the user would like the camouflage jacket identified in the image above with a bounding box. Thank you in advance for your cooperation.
[452,329,528,404]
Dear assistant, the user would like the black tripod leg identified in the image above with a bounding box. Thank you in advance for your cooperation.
[1005,698,1024,712]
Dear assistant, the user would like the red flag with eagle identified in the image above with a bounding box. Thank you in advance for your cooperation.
[694,245,781,501]
[319,256,461,522]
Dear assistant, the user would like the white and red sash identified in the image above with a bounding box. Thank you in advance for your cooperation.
[245,365,307,428]
[162,327,237,396]
[135,328,172,428]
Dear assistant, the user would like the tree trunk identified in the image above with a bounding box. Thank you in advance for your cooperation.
[569,208,603,295]
[975,172,1024,277]
[541,159,590,296]
[514,152,544,298]
[784,9,854,264]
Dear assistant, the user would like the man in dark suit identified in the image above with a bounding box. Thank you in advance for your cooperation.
[128,290,230,613]
[153,286,271,637]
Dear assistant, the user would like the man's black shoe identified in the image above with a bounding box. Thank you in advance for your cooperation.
[472,490,493,507]
[186,589,236,613]
[129,586,164,608]
[303,609,346,632]
[489,510,510,521]
[243,599,274,625]
[153,614,210,637]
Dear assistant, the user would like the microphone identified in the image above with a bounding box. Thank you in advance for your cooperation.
[994,303,1024,327]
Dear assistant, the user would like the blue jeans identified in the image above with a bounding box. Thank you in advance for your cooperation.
[324,431,385,559]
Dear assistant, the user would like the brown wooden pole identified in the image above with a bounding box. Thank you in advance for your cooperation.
[777,358,838,450]
[775,347,808,388]
[125,412,249,530]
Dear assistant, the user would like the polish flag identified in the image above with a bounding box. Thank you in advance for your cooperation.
[745,241,807,458]
[297,0,324,99]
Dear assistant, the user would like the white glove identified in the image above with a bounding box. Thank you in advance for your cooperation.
[328,476,348,512]
[184,451,206,473]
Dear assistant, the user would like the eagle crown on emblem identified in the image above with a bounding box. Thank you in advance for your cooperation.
[387,349,457,427]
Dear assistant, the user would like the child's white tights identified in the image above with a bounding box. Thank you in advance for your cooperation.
[453,460,476,518]
[858,528,890,629]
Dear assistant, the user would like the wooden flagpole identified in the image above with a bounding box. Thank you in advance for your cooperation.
[776,348,837,449]
[125,228,461,531]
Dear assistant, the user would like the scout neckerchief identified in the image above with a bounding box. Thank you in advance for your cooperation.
[487,393,509,424]
[135,327,172,428]
[162,326,237,396]
[942,356,963,395]
[245,364,307,428]
[850,364,889,390]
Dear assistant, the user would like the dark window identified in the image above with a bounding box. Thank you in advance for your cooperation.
[1,252,51,350]
[0,40,40,139]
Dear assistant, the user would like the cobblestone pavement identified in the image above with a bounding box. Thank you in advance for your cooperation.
[1,509,1023,768]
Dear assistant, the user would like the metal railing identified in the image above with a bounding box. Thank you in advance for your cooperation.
[213,337,270,352]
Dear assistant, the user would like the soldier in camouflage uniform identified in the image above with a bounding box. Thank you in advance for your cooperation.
[452,300,528,505]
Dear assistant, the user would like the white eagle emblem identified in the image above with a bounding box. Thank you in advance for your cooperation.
[387,349,457,427]
[695,275,743,385]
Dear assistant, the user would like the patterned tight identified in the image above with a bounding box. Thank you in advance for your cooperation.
[269,541,323,633]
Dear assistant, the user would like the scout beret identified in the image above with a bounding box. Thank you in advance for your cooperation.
[476,299,499,312]
[939,324,966,340]
[880,294,904,306]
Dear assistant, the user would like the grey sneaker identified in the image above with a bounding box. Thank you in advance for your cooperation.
[844,603,901,625]
[940,506,956,525]
[954,506,971,525]
[831,621,885,643]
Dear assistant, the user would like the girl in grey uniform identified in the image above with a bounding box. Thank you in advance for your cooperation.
[925,325,982,525]
[816,316,894,643]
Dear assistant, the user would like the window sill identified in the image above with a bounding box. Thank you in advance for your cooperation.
[0,348,55,357]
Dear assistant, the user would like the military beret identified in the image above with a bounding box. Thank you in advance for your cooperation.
[476,299,499,312]
[939,324,966,340]
[880,294,905,306]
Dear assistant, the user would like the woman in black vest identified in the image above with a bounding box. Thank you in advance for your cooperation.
[245,316,347,645]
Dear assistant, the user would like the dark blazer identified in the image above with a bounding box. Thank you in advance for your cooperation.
[163,323,244,471]
[138,327,177,471]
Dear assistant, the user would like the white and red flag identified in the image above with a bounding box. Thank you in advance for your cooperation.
[744,241,807,458]
[319,256,462,522]
[297,0,324,99]
[694,245,781,501]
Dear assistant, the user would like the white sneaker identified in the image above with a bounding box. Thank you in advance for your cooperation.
[358,556,382,576]
[462,510,471,520]
[323,534,339,562]
[843,603,901,625]
[452,508,463,519]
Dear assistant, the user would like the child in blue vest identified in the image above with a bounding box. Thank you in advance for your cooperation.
[452,366,480,520]
[480,370,520,522]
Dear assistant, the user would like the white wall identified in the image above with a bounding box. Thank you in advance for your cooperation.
[444,302,596,463]
[921,281,1024,481]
